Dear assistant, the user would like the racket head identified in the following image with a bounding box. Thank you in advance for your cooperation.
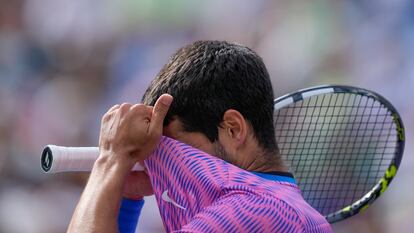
[274,85,404,223]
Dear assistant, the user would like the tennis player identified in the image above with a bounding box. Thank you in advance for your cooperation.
[68,41,332,232]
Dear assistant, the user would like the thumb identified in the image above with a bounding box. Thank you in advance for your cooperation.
[150,94,173,133]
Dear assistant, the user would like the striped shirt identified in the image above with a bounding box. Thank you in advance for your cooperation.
[141,137,332,232]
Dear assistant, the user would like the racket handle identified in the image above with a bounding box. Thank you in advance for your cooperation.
[41,145,144,173]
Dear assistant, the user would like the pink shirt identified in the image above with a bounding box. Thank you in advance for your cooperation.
[144,137,332,232]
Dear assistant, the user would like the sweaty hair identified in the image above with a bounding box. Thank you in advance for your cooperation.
[142,40,278,153]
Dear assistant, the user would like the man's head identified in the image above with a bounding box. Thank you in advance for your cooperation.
[143,40,283,171]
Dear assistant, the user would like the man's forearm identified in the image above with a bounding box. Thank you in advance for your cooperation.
[67,155,133,233]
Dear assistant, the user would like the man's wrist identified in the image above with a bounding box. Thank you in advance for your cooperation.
[94,153,137,176]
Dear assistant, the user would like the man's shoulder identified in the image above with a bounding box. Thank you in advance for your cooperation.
[225,166,300,193]
[211,189,331,233]
[184,191,304,232]
[220,171,332,233]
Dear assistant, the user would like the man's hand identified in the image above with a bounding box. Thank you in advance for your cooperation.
[98,94,173,168]
[67,94,172,233]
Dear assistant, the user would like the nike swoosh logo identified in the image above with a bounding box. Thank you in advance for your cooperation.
[162,190,186,210]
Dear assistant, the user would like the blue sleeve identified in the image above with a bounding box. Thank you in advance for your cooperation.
[118,198,145,233]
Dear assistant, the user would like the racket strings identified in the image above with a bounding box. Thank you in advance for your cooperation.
[320,93,351,210]
[275,92,398,215]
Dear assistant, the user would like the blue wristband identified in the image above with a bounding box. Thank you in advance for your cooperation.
[118,198,145,233]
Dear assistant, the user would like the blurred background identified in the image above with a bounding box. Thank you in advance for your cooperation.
[0,0,413,232]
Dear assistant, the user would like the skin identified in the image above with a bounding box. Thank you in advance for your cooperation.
[67,94,285,232]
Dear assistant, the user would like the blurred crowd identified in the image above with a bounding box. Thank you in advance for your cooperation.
[0,0,413,232]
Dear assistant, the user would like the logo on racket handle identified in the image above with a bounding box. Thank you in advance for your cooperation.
[41,147,53,172]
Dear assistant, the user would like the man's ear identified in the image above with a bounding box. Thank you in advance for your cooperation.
[218,109,248,149]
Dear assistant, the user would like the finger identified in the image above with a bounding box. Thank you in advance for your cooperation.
[107,104,120,113]
[102,104,120,122]
[119,103,132,116]
[130,104,152,120]
[149,94,173,133]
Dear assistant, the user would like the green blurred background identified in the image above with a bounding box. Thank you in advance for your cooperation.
[0,0,413,232]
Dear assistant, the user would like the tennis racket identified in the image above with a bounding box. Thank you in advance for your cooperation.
[274,85,404,223]
[41,85,404,223]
